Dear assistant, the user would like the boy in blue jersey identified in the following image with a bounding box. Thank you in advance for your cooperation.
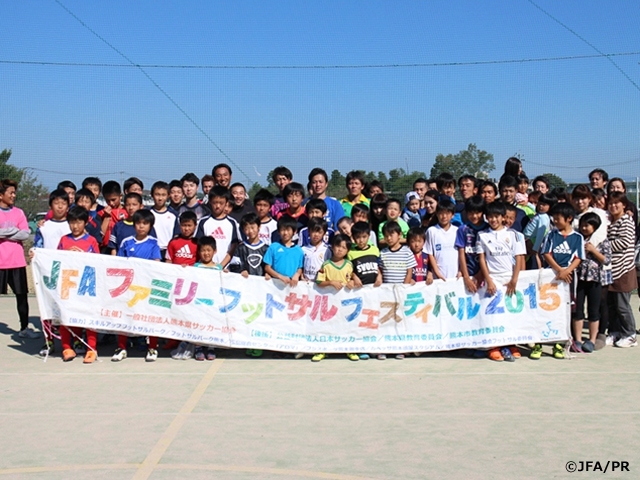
[113,209,162,363]
[534,202,585,360]
[298,198,335,247]
[455,196,487,294]
[264,215,304,287]
[109,193,157,255]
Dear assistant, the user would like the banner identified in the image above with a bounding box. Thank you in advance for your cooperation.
[32,249,571,353]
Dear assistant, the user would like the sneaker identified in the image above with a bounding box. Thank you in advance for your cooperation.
[18,328,39,339]
[294,352,305,359]
[500,347,514,362]
[615,336,638,348]
[111,348,127,362]
[251,349,263,358]
[171,342,187,360]
[529,343,543,360]
[509,346,521,359]
[346,353,359,361]
[570,341,583,353]
[73,340,86,355]
[145,348,158,362]
[194,347,205,361]
[359,353,370,360]
[606,333,620,346]
[488,348,503,362]
[83,351,97,364]
[581,340,595,353]
[376,354,387,360]
[594,334,606,351]
[552,343,565,359]
[182,344,195,360]
[413,352,422,357]
[395,354,405,360]
[62,348,76,362]
[311,353,326,362]
[39,341,54,357]
[206,348,216,361]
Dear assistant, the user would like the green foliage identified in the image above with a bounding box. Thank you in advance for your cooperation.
[542,172,568,190]
[430,143,495,181]
[1,149,49,218]
[246,181,264,201]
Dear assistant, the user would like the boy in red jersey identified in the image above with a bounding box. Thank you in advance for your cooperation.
[166,211,198,266]
[97,180,126,254]
[57,206,100,363]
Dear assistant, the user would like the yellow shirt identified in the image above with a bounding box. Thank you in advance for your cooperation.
[316,259,353,284]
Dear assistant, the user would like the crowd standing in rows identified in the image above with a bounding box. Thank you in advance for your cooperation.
[0,158,638,363]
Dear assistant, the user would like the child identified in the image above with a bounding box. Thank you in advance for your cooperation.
[113,210,162,362]
[377,198,409,247]
[351,203,377,246]
[407,227,433,285]
[269,166,293,218]
[402,192,422,227]
[276,182,308,230]
[336,216,353,241]
[515,174,530,206]
[33,189,72,356]
[503,204,518,229]
[166,211,198,266]
[455,196,487,293]
[301,217,331,282]
[81,177,103,221]
[264,215,304,287]
[97,180,127,253]
[313,234,357,362]
[340,170,370,218]
[298,198,334,246]
[57,206,100,363]
[149,181,180,259]
[477,201,526,362]
[536,202,585,359]
[179,172,210,220]
[523,192,556,269]
[424,198,459,281]
[435,173,456,202]
[573,213,611,353]
[0,179,36,339]
[348,222,382,288]
[43,181,76,221]
[191,237,221,361]
[195,186,241,269]
[168,179,184,213]
[109,193,156,255]
[123,177,143,195]
[253,189,277,245]
[369,193,388,244]
[74,189,103,245]
[378,221,416,360]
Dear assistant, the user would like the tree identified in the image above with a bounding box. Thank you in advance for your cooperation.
[1,149,49,218]
[430,143,495,182]
[246,182,263,202]
[542,172,567,190]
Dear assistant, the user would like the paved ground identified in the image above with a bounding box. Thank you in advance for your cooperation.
[1,295,640,480]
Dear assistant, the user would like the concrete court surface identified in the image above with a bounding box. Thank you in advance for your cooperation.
[1,296,640,480]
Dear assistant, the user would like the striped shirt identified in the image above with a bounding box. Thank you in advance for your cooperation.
[379,245,417,284]
[607,214,636,281]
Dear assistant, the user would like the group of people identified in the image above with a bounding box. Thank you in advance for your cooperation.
[0,158,638,363]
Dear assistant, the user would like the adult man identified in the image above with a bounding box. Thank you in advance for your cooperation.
[589,169,608,191]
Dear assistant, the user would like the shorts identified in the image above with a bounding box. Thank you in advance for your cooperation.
[0,267,28,295]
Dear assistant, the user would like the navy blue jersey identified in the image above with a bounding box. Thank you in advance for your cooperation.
[454,223,487,276]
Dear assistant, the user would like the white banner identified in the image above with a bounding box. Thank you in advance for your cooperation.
[32,249,571,353]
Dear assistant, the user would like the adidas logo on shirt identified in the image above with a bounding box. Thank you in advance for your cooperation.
[211,227,225,239]
[553,241,573,255]
[175,245,193,258]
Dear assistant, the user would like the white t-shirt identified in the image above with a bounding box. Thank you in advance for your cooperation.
[477,227,526,275]
[424,224,459,279]
[301,243,331,281]
[259,218,278,245]
[150,208,179,249]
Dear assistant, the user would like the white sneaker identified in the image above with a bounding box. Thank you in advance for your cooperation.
[111,348,127,362]
[615,336,638,348]
[18,328,39,339]
[181,343,195,360]
[145,349,158,362]
[294,352,304,359]
[171,342,187,360]
[606,333,620,346]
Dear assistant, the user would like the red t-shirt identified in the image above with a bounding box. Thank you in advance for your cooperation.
[166,236,198,265]
[57,233,100,253]
[97,207,127,247]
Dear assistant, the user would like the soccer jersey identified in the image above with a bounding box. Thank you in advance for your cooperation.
[195,215,241,264]
[412,251,430,282]
[539,228,585,269]
[302,243,331,281]
[379,245,417,284]
[378,218,410,240]
[0,205,29,268]
[117,236,162,260]
[236,241,269,276]
[276,208,308,230]
[454,223,487,276]
[340,194,370,218]
[97,207,127,247]
[523,213,550,253]
[424,223,459,279]
[178,201,210,221]
[297,226,335,247]
[316,259,353,285]
[194,262,222,270]
[57,233,100,253]
[109,220,157,251]
[85,216,103,245]
[34,219,71,250]
[166,236,198,265]
[478,227,527,275]
[348,245,380,285]
[150,208,180,249]
[259,218,277,245]
[264,241,304,278]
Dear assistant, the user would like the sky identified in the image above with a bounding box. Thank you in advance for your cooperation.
[2,0,639,190]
